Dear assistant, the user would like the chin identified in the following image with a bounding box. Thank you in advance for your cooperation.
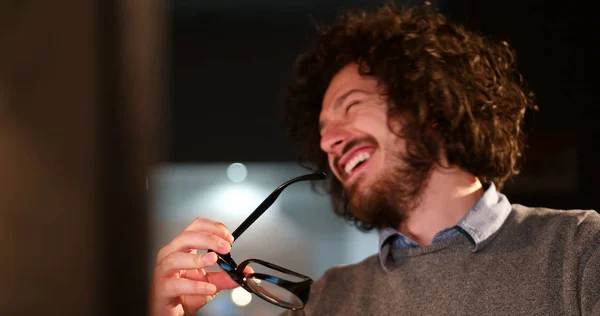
[346,174,374,196]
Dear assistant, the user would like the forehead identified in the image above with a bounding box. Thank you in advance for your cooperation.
[320,63,379,117]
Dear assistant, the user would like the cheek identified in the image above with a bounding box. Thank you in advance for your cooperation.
[379,137,408,168]
[328,156,342,179]
[369,151,386,172]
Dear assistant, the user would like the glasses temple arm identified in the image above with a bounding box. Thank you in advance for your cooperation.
[231,189,282,240]
[230,172,326,240]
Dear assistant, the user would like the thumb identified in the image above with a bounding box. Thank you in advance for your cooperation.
[205,266,255,291]
[206,270,243,291]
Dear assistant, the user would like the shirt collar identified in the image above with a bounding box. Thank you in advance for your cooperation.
[377,182,512,270]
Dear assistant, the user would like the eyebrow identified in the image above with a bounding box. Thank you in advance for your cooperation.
[319,88,369,132]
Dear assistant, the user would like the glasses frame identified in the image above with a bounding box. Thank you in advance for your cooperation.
[209,172,326,310]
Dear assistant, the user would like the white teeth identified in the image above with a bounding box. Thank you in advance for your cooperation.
[344,152,371,175]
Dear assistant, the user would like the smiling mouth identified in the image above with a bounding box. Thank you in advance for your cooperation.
[344,152,371,175]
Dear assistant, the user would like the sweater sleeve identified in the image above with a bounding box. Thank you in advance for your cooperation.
[279,309,304,316]
[278,263,351,316]
[578,210,600,315]
[277,268,330,316]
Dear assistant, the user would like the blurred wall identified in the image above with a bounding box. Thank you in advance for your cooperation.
[0,1,98,314]
[0,1,166,315]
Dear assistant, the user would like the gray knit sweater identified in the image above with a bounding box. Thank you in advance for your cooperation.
[282,205,600,315]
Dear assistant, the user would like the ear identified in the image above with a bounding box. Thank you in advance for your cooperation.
[424,118,441,139]
[425,119,450,167]
[386,108,408,136]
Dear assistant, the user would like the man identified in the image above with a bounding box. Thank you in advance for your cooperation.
[150,2,600,315]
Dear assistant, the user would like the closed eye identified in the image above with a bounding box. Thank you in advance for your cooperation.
[345,100,361,113]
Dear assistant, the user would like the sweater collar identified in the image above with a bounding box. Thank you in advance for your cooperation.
[378,182,512,271]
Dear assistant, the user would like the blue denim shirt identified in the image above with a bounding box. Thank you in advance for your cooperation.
[378,182,512,271]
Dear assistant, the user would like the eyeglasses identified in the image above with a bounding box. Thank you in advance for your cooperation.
[210,172,326,310]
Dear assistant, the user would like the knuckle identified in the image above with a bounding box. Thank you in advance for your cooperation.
[170,233,183,246]
[194,281,210,293]
[156,247,167,263]
[209,234,222,246]
[162,279,177,297]
[194,217,210,227]
[155,253,175,274]
[217,223,230,237]
[184,217,204,231]
[215,221,227,230]
[177,230,197,244]
[193,253,205,268]
[177,230,191,240]
[204,252,217,265]
[163,252,177,266]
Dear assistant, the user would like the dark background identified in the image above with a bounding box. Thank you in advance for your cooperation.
[0,1,597,315]
[167,0,598,211]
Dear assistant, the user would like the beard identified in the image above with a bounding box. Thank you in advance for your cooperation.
[346,153,432,230]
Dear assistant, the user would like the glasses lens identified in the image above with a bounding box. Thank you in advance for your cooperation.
[245,277,303,309]
[243,261,305,309]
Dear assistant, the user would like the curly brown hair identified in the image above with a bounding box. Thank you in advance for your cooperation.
[283,2,537,231]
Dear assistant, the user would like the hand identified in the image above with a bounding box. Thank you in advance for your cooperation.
[150,217,243,316]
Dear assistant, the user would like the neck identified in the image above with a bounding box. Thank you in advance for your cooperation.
[398,166,483,246]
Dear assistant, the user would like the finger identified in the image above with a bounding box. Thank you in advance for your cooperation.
[207,271,244,291]
[156,231,231,263]
[185,269,238,290]
[242,266,254,275]
[159,278,217,298]
[184,217,234,244]
[181,295,215,315]
[185,269,248,291]
[156,252,218,277]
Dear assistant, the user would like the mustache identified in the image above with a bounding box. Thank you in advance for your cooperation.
[332,135,378,173]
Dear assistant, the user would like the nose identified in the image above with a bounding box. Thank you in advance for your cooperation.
[320,122,351,155]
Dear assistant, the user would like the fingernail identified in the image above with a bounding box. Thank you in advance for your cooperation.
[205,283,217,293]
[204,252,216,264]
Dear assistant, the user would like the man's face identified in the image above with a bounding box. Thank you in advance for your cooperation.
[319,63,404,192]
[319,63,426,228]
